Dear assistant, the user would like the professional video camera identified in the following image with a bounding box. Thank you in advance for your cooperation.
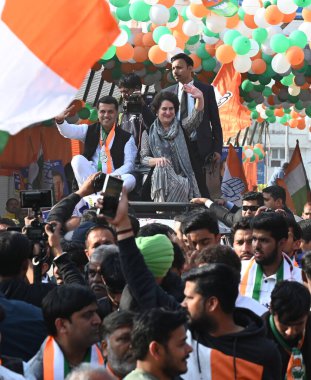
[20,189,54,242]
[123,91,143,115]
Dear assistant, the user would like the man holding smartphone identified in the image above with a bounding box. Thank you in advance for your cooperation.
[55,96,137,193]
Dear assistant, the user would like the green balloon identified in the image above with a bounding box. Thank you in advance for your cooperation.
[187,35,200,45]
[263,1,271,7]
[305,105,311,117]
[169,7,178,22]
[153,26,171,44]
[196,44,211,60]
[129,1,150,21]
[289,30,308,49]
[241,80,254,92]
[223,30,241,45]
[202,58,216,71]
[251,111,259,119]
[78,108,90,119]
[284,108,291,114]
[238,7,245,20]
[263,86,272,96]
[262,53,273,64]
[259,76,272,86]
[265,109,274,117]
[203,27,219,38]
[254,84,265,92]
[267,115,276,123]
[109,0,129,7]
[120,25,131,39]
[248,100,257,109]
[102,45,116,60]
[232,36,251,55]
[89,109,98,122]
[0,131,9,154]
[181,7,188,21]
[116,5,131,21]
[279,115,288,124]
[295,100,304,110]
[293,0,311,6]
[85,102,93,110]
[252,28,268,44]
[270,34,290,53]
[281,74,294,86]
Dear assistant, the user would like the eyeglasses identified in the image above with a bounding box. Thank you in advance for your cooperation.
[242,205,259,212]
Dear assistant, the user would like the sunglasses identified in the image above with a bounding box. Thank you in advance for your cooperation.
[242,205,259,212]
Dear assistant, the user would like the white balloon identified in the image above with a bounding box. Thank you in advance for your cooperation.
[144,0,158,4]
[260,110,268,119]
[254,8,270,28]
[113,29,128,47]
[271,53,291,74]
[245,148,254,158]
[261,42,274,55]
[288,86,301,96]
[267,26,283,38]
[183,19,200,36]
[202,35,219,44]
[234,21,252,37]
[242,0,261,15]
[158,34,177,52]
[233,56,252,73]
[167,47,184,61]
[205,14,226,33]
[299,22,311,41]
[277,0,298,14]
[149,4,170,25]
[246,39,260,57]
[189,0,202,4]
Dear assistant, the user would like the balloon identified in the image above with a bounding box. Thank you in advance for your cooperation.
[148,45,167,64]
[223,30,241,45]
[129,1,151,21]
[169,6,178,22]
[189,3,208,18]
[113,29,128,47]
[264,5,283,24]
[289,30,308,49]
[205,14,227,34]
[78,107,90,119]
[153,26,171,43]
[252,59,267,74]
[233,55,252,72]
[110,0,129,7]
[202,57,216,71]
[242,0,261,15]
[254,8,270,27]
[116,5,131,21]
[294,0,311,6]
[277,0,298,14]
[159,34,176,52]
[281,74,294,86]
[252,28,268,44]
[149,4,170,24]
[302,7,311,21]
[183,20,200,36]
[244,148,254,158]
[215,44,236,64]
[196,43,211,59]
[142,32,155,47]
[246,39,260,57]
[242,80,254,92]
[298,22,311,41]
[270,34,290,53]
[286,46,305,65]
[102,45,116,60]
[271,53,291,74]
[232,36,251,55]
[251,110,259,119]
[133,46,148,62]
[116,43,134,61]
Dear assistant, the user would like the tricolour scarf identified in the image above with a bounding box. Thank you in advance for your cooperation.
[43,336,103,380]
[98,124,115,173]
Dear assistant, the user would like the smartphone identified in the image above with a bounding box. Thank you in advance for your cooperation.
[101,175,123,218]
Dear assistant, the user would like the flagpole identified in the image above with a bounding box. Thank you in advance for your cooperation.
[285,125,289,162]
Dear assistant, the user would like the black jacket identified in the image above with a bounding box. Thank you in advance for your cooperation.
[0,253,86,307]
[210,203,242,227]
[47,193,81,226]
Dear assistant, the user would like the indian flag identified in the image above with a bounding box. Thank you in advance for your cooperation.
[221,143,248,207]
[279,141,311,216]
[0,0,119,135]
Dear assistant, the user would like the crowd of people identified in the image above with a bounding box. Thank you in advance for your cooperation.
[0,51,311,380]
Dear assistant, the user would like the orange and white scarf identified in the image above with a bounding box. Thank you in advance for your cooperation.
[43,336,103,380]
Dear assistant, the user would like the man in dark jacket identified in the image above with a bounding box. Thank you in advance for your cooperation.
[263,280,311,380]
[165,53,223,197]
[55,96,137,192]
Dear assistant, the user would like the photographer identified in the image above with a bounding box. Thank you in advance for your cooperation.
[0,221,86,308]
[118,73,155,152]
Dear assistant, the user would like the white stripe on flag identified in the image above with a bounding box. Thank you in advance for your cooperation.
[0,18,76,134]
[284,163,306,196]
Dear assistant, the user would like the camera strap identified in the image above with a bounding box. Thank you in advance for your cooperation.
[98,124,115,173]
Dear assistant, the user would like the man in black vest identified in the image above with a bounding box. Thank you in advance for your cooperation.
[165,53,223,197]
[55,96,137,192]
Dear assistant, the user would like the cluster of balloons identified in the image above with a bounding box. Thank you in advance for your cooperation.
[242,143,265,163]
[94,0,311,133]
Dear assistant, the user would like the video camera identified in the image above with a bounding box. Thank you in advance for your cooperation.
[20,190,54,242]
[123,91,142,115]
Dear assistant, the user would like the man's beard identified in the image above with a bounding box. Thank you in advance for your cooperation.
[107,346,136,377]
[188,303,218,334]
[255,248,278,266]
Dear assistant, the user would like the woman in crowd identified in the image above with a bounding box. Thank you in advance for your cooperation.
[140,85,204,202]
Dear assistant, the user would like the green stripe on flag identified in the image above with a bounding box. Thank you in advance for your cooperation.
[292,185,309,216]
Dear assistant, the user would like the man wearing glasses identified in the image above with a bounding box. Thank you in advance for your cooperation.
[191,191,264,227]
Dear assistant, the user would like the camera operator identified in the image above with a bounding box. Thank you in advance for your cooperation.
[0,221,86,308]
[118,73,155,152]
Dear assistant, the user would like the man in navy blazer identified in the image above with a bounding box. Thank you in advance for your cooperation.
[165,53,223,196]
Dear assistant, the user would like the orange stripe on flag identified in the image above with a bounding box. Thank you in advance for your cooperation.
[43,336,54,380]
[2,0,119,89]
[227,144,247,184]
[213,63,251,142]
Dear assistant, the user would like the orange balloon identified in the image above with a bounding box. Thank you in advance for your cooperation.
[289,119,298,128]
[300,82,310,90]
[282,11,296,23]
[171,16,184,33]
[158,0,175,8]
[251,59,266,74]
[189,53,202,70]
[116,43,134,61]
[286,46,304,66]
[267,96,275,106]
[101,69,113,82]
[226,13,240,29]
[148,45,167,65]
[121,62,134,73]
[302,8,311,22]
[142,32,155,47]
[290,110,300,119]
[133,46,148,63]
[297,118,306,130]
[264,5,283,25]
[190,3,208,18]
[291,60,305,70]
[133,33,144,47]
[215,44,236,64]
[133,62,145,71]
[205,44,216,57]
[244,14,257,29]
[274,108,284,117]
